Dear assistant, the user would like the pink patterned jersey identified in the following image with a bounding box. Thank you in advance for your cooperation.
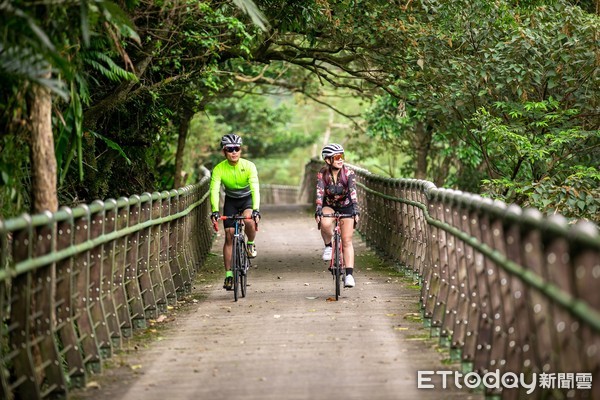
[315,166,358,211]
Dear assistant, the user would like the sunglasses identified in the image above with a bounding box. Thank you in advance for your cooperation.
[330,153,344,161]
[224,146,241,153]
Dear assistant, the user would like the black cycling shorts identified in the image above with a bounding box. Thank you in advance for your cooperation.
[324,203,355,219]
[223,195,253,229]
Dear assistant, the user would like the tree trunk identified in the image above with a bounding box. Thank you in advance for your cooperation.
[173,108,194,188]
[30,81,58,213]
[414,121,432,180]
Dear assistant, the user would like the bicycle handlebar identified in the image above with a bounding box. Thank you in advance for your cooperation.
[212,215,259,232]
[317,213,357,230]
[320,213,355,218]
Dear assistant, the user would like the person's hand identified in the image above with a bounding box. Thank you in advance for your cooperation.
[315,206,323,223]
[252,209,261,222]
[352,210,360,224]
[210,211,220,223]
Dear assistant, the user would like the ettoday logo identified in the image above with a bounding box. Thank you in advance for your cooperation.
[417,370,593,394]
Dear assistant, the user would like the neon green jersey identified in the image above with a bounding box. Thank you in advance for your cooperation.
[209,158,260,212]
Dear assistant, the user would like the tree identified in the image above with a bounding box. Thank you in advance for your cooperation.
[0,0,138,213]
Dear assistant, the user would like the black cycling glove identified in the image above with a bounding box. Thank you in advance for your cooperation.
[315,206,323,217]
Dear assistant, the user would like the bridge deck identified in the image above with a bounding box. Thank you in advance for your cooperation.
[72,204,479,400]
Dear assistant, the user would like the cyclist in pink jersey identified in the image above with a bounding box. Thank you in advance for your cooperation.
[314,143,360,288]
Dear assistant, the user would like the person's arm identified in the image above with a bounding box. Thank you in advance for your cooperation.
[209,163,222,212]
[315,170,325,221]
[316,170,325,209]
[347,169,359,215]
[248,161,260,210]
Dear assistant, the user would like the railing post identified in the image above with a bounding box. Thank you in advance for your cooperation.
[149,193,169,313]
[113,198,133,337]
[32,212,67,397]
[71,205,102,374]
[136,194,158,320]
[124,196,146,330]
[174,189,192,294]
[430,190,451,341]
[159,192,177,306]
[88,202,112,358]
[167,190,185,297]
[570,221,600,400]
[101,199,122,348]
[10,215,41,399]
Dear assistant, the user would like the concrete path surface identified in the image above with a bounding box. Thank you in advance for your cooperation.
[72,204,481,400]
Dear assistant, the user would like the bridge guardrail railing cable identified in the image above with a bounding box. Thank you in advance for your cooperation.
[0,168,214,399]
[303,159,599,399]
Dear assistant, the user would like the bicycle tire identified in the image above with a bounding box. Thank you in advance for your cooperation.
[334,234,341,300]
[240,242,248,298]
[233,238,240,301]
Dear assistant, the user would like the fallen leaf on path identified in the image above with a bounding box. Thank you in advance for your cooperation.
[130,364,143,370]
[156,315,167,323]
[86,381,101,389]
[274,314,281,318]
[305,296,317,300]
[326,297,336,302]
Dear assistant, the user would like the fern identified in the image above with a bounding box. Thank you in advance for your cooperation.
[83,51,138,83]
[0,44,68,100]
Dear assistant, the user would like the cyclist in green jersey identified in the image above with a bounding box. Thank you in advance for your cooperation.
[210,134,261,291]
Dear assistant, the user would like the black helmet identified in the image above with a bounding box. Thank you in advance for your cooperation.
[220,133,243,148]
[321,143,344,159]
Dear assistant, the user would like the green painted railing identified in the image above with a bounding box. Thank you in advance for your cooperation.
[304,159,600,400]
[260,184,300,205]
[0,170,214,399]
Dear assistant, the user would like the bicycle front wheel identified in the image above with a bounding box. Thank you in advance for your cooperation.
[334,237,342,301]
[232,238,241,301]
[240,242,248,298]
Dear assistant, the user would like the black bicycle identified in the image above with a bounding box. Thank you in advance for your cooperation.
[213,215,257,301]
[319,213,355,300]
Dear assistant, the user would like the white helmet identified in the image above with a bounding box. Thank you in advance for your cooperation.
[321,143,344,159]
[220,133,243,147]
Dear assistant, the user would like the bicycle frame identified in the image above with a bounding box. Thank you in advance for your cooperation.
[320,212,354,300]
[213,215,257,301]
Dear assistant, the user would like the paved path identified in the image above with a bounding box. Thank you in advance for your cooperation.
[72,205,481,400]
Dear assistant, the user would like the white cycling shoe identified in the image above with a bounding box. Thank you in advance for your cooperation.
[322,246,332,261]
[344,274,355,288]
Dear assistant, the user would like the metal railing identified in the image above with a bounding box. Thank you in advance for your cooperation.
[304,159,600,399]
[0,170,214,399]
[260,184,301,205]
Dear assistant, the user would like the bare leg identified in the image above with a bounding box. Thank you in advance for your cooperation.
[242,208,256,242]
[223,228,234,271]
[340,218,355,269]
[319,206,335,245]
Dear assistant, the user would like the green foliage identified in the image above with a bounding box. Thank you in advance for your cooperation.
[84,51,138,83]
[0,135,30,217]
[1,0,597,226]
[474,99,599,222]
[204,94,318,159]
